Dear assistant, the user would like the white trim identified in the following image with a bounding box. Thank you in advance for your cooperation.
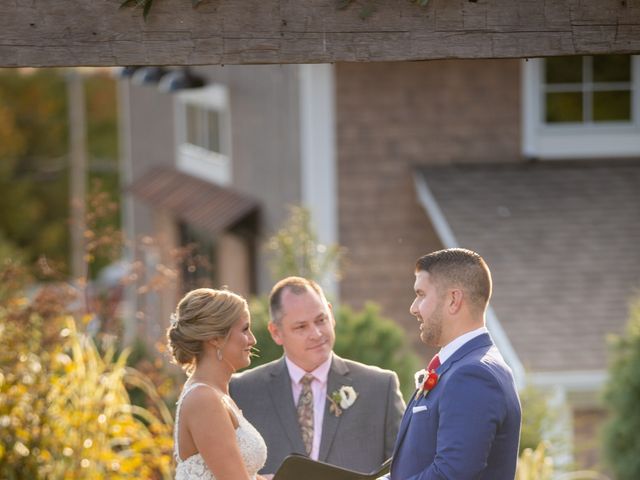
[413,172,526,388]
[486,307,526,389]
[177,143,231,186]
[299,64,338,300]
[117,78,137,347]
[522,56,640,159]
[528,369,608,392]
[173,84,232,186]
[413,174,459,248]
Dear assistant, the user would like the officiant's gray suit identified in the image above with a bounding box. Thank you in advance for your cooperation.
[230,354,405,474]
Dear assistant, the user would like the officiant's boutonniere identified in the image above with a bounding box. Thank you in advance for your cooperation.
[414,369,439,398]
[327,386,358,417]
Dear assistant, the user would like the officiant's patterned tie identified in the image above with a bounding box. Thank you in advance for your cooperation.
[297,373,314,456]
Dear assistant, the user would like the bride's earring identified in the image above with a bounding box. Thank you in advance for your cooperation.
[216,348,223,361]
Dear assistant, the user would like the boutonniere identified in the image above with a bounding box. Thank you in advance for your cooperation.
[414,368,439,398]
[327,386,358,417]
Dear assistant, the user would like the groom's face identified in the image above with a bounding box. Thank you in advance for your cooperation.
[411,270,446,347]
[268,287,336,372]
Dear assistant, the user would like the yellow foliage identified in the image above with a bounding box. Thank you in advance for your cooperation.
[516,443,611,480]
[0,306,174,479]
[517,443,554,480]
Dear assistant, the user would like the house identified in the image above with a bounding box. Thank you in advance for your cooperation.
[118,55,640,468]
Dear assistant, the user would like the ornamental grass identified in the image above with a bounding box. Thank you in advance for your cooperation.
[0,297,173,479]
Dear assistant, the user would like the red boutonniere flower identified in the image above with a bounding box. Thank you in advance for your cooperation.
[414,369,439,398]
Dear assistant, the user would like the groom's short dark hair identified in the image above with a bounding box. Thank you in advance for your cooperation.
[416,248,492,312]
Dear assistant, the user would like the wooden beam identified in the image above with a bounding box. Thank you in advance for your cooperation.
[2,0,639,67]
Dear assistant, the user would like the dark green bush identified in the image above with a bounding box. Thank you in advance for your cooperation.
[603,299,640,480]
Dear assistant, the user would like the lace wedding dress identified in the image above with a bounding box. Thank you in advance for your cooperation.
[174,383,267,480]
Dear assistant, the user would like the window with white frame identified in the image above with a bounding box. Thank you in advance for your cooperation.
[175,84,232,185]
[522,55,640,159]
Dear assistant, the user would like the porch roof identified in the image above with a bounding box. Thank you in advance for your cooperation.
[129,167,259,236]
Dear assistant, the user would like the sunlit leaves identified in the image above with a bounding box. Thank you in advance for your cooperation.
[0,307,173,479]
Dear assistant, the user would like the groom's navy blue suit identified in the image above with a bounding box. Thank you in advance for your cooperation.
[390,333,521,480]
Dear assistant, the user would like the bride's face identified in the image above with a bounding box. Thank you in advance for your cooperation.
[220,311,256,370]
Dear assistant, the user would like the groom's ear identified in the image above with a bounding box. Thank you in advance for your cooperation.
[268,321,284,346]
[448,289,464,314]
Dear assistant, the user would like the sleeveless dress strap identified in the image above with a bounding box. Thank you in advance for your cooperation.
[174,383,219,463]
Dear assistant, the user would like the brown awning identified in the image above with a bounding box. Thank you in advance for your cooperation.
[128,167,259,235]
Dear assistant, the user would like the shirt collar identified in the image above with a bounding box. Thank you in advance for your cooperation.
[285,353,333,385]
[438,326,488,365]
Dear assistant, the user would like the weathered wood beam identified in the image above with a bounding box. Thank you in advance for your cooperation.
[1,0,639,67]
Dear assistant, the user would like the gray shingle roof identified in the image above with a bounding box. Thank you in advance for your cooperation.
[416,161,640,373]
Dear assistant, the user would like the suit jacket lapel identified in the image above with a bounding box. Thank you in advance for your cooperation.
[318,355,351,462]
[437,333,493,377]
[267,357,306,453]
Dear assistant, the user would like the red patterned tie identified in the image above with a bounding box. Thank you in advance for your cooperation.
[427,354,441,371]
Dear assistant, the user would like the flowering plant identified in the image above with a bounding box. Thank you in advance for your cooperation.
[327,385,358,416]
[414,368,439,398]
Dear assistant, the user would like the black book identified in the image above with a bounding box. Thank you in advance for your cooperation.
[273,455,391,480]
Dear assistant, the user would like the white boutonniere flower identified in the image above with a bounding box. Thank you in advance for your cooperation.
[327,385,358,417]
[414,369,427,389]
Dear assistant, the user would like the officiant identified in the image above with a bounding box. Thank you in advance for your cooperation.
[230,276,405,475]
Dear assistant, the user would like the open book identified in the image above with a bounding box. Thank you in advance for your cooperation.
[273,455,391,480]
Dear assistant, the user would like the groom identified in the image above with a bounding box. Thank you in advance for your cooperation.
[386,248,521,480]
[230,276,405,475]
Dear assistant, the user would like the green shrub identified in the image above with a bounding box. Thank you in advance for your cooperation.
[603,299,640,480]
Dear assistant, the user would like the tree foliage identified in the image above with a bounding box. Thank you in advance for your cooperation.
[603,299,640,480]
[0,68,119,279]
[266,205,345,286]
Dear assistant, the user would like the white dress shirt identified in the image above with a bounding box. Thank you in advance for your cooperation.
[438,326,489,365]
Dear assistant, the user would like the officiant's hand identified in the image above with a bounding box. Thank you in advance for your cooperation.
[258,474,274,480]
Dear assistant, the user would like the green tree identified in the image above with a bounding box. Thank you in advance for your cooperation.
[603,299,640,479]
[266,205,345,283]
[0,68,119,279]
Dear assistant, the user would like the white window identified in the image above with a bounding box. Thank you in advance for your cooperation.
[175,84,232,185]
[522,55,640,159]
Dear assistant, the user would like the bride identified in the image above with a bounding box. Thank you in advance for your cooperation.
[167,288,271,480]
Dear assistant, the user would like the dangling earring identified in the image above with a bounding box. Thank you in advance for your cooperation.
[216,348,223,361]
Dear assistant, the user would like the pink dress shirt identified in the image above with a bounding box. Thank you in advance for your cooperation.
[285,355,333,460]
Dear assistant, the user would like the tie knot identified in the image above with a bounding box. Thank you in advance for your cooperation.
[301,373,314,386]
[427,354,441,371]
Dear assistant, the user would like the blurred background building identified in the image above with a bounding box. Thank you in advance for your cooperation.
[118,56,640,469]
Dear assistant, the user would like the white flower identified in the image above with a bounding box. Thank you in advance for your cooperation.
[338,386,358,409]
[414,369,428,389]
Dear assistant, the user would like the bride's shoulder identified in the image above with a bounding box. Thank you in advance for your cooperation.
[180,384,225,413]
[180,385,240,431]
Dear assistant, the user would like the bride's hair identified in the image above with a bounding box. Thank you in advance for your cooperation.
[167,288,248,371]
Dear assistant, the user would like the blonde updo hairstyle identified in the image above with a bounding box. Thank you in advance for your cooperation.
[167,288,248,372]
